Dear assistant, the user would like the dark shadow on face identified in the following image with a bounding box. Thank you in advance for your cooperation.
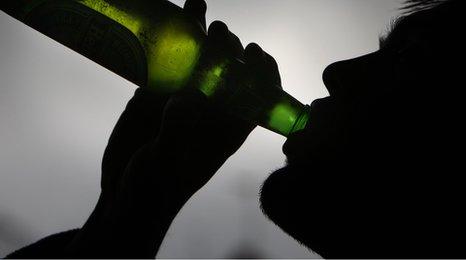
[260,0,465,258]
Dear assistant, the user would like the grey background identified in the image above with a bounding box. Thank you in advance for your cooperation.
[1,0,401,258]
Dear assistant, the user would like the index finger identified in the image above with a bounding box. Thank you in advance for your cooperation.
[183,0,207,31]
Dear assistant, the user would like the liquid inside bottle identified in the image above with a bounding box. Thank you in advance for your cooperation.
[1,0,309,136]
[218,59,310,136]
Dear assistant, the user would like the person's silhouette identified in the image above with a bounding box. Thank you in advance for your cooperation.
[260,0,465,258]
[5,0,465,258]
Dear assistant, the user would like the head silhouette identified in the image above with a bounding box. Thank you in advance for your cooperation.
[260,0,465,258]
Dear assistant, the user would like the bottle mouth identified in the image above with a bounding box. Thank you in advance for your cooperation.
[288,105,310,136]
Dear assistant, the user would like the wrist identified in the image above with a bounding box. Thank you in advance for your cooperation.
[65,189,180,258]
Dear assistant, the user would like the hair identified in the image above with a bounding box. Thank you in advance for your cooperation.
[402,0,453,13]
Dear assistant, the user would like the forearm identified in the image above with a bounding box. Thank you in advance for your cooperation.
[62,89,250,258]
[63,193,185,258]
[64,144,198,258]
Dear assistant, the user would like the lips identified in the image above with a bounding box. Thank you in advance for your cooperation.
[283,96,339,165]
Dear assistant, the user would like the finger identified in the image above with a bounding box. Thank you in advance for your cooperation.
[102,88,170,191]
[184,0,207,31]
[245,43,281,89]
[245,42,266,66]
[208,21,244,59]
[228,32,245,60]
[208,20,230,41]
[264,51,282,87]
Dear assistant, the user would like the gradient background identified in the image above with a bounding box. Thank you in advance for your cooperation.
[0,0,402,258]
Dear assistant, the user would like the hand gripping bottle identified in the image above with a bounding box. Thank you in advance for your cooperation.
[1,0,309,136]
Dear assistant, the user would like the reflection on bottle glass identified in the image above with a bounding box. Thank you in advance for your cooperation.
[79,0,203,93]
[268,101,309,136]
[1,0,309,137]
[80,0,142,35]
[198,61,229,97]
[145,20,202,92]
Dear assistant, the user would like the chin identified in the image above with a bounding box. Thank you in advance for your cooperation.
[259,165,317,251]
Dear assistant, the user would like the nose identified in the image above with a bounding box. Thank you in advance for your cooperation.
[322,52,381,96]
[322,57,363,96]
[322,61,343,96]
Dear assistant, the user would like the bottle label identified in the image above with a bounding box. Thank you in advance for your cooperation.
[23,0,147,86]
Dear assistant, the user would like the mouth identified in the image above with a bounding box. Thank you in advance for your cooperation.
[282,130,311,164]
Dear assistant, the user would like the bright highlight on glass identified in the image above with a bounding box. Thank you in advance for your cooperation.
[1,0,309,137]
[146,20,202,92]
[78,0,203,93]
[80,0,142,35]
[198,61,229,97]
[268,101,309,136]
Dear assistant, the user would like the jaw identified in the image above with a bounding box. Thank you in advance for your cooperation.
[259,163,342,258]
[259,165,315,249]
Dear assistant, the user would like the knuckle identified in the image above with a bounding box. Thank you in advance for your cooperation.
[245,42,264,61]
[209,20,228,35]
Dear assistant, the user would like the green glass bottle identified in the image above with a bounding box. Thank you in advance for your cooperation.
[1,0,309,136]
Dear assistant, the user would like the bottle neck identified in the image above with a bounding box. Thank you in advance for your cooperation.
[289,105,310,135]
[200,58,310,137]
